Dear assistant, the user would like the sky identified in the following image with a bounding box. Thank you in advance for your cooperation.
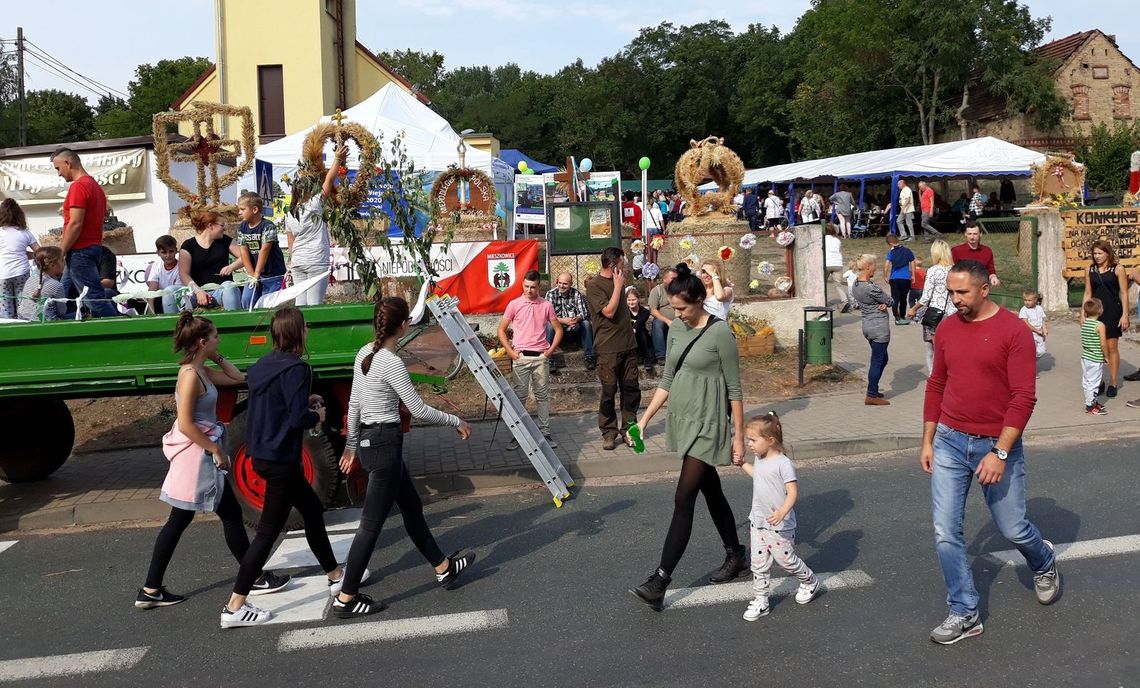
[2,0,1136,104]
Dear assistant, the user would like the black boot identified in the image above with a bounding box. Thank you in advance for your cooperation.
[629,568,671,611]
[709,544,748,584]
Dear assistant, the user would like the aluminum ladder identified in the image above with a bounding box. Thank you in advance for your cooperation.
[426,294,574,507]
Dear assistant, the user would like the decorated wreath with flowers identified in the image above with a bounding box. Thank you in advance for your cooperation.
[430,165,495,217]
[298,119,380,210]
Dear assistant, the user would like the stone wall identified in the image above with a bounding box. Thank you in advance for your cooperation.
[792,222,826,307]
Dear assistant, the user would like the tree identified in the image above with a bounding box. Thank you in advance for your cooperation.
[24,89,95,145]
[376,49,445,95]
[1076,122,1140,198]
[93,94,139,139]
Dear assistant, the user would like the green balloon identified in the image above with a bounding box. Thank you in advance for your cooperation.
[638,156,651,171]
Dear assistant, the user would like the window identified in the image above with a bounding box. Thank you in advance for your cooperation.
[1071,84,1091,120]
[1113,85,1132,119]
[1093,65,1109,79]
[257,65,285,143]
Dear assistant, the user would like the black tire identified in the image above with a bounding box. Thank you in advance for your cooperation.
[227,409,342,530]
[0,399,74,483]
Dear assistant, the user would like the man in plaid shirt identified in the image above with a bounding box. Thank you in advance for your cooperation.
[545,272,596,372]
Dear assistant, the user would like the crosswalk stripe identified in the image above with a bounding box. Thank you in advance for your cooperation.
[0,647,148,682]
[264,532,356,570]
[663,569,875,610]
[277,609,510,652]
[259,574,333,626]
[0,541,16,556]
[983,534,1140,568]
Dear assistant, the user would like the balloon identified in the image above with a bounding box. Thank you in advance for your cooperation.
[523,169,535,175]
[517,161,529,172]
[638,156,651,171]
[579,158,593,173]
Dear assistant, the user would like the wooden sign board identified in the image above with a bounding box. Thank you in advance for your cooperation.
[1062,208,1140,279]
[545,201,621,255]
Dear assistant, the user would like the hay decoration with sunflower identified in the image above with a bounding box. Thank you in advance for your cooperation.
[674,136,745,218]
[153,102,256,219]
[297,115,379,210]
[1028,152,1084,207]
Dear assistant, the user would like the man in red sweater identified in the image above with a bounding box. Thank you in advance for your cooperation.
[920,260,1059,645]
[950,221,999,287]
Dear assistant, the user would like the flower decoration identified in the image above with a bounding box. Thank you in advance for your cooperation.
[684,254,700,270]
[758,261,774,275]
[642,262,660,280]
[718,245,735,261]
[774,276,793,293]
[631,239,646,254]
[679,235,695,251]
[280,173,292,185]
[651,236,664,250]
[776,231,795,247]
[583,258,601,274]
[739,233,757,250]
[749,279,760,290]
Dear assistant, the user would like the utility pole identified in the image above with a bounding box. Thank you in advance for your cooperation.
[16,27,26,147]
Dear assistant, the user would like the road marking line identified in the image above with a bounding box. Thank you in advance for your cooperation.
[664,569,875,610]
[285,509,363,538]
[0,541,16,556]
[278,609,510,652]
[264,533,356,570]
[983,534,1140,568]
[260,575,332,625]
[0,647,148,682]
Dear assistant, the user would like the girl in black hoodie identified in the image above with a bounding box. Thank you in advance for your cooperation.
[220,306,345,628]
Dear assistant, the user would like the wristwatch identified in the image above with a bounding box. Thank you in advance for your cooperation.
[992,447,1009,461]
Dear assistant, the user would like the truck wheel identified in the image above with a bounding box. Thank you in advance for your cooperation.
[227,410,342,530]
[0,399,74,483]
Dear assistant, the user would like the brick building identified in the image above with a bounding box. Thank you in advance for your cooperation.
[944,29,1136,151]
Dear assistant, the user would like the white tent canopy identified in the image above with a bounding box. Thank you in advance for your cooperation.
[700,136,1047,190]
[242,82,513,191]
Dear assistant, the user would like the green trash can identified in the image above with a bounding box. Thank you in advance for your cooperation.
[803,307,833,365]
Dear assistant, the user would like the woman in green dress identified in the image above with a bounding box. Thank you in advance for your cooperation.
[628,263,746,611]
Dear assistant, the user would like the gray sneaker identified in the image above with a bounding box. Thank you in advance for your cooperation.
[543,432,559,449]
[930,610,983,645]
[1034,539,1062,605]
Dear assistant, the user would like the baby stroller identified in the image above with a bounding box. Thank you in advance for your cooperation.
[851,206,870,238]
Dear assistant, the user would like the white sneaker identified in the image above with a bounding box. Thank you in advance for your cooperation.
[795,577,820,604]
[220,602,272,628]
[743,596,770,621]
[328,567,371,597]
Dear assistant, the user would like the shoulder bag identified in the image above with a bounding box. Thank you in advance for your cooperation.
[670,316,733,419]
[921,269,951,328]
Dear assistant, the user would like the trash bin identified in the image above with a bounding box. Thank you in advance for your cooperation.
[803,307,833,365]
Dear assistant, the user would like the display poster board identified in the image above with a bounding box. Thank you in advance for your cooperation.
[546,201,621,255]
[1062,208,1140,279]
[541,170,621,207]
[514,176,545,226]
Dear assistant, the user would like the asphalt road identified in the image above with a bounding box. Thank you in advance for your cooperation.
[2,435,1139,687]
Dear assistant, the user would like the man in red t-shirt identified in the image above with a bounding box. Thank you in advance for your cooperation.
[621,191,643,239]
[918,180,941,239]
[919,260,1059,645]
[51,147,115,317]
[950,221,999,287]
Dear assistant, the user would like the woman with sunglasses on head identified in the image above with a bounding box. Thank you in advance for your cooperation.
[628,263,747,611]
[179,210,244,310]
[332,296,476,618]
[220,306,345,628]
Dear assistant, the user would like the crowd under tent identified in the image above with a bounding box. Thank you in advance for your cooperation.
[700,136,1047,228]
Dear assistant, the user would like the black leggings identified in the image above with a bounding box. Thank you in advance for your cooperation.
[659,456,741,575]
[888,279,911,319]
[144,481,249,589]
[232,459,339,596]
[340,424,445,597]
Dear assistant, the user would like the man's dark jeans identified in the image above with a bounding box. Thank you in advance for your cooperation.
[63,245,117,317]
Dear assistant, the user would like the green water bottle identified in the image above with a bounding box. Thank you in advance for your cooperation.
[627,421,645,454]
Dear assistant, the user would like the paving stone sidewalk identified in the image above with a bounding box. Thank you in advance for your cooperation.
[4,307,1139,532]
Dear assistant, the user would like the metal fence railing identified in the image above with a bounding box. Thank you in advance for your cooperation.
[977,216,1038,310]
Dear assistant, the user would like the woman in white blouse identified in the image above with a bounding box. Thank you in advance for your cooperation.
[332,296,475,618]
[700,261,733,321]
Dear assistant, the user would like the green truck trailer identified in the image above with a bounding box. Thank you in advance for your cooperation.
[0,303,459,524]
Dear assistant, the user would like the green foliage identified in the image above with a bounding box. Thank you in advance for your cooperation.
[24,89,96,144]
[97,56,213,138]
[376,49,445,94]
[1076,122,1140,196]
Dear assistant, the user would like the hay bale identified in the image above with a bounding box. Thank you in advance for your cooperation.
[39,226,137,255]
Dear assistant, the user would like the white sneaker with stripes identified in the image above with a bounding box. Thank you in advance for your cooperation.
[220,602,272,629]
[332,592,385,619]
[328,567,371,597]
[436,550,476,589]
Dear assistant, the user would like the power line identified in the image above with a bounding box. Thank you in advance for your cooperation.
[24,51,110,100]
[24,39,129,99]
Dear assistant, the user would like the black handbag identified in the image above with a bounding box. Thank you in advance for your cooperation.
[921,273,951,328]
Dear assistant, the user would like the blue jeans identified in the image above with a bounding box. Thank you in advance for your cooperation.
[241,275,285,309]
[867,340,889,395]
[546,319,594,360]
[931,425,1054,615]
[199,281,241,311]
[63,245,116,317]
[651,319,669,360]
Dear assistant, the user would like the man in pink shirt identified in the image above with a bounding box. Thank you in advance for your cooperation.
[918,180,941,240]
[498,270,563,448]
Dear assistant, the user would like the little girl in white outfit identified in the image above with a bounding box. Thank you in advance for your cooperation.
[737,412,819,621]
